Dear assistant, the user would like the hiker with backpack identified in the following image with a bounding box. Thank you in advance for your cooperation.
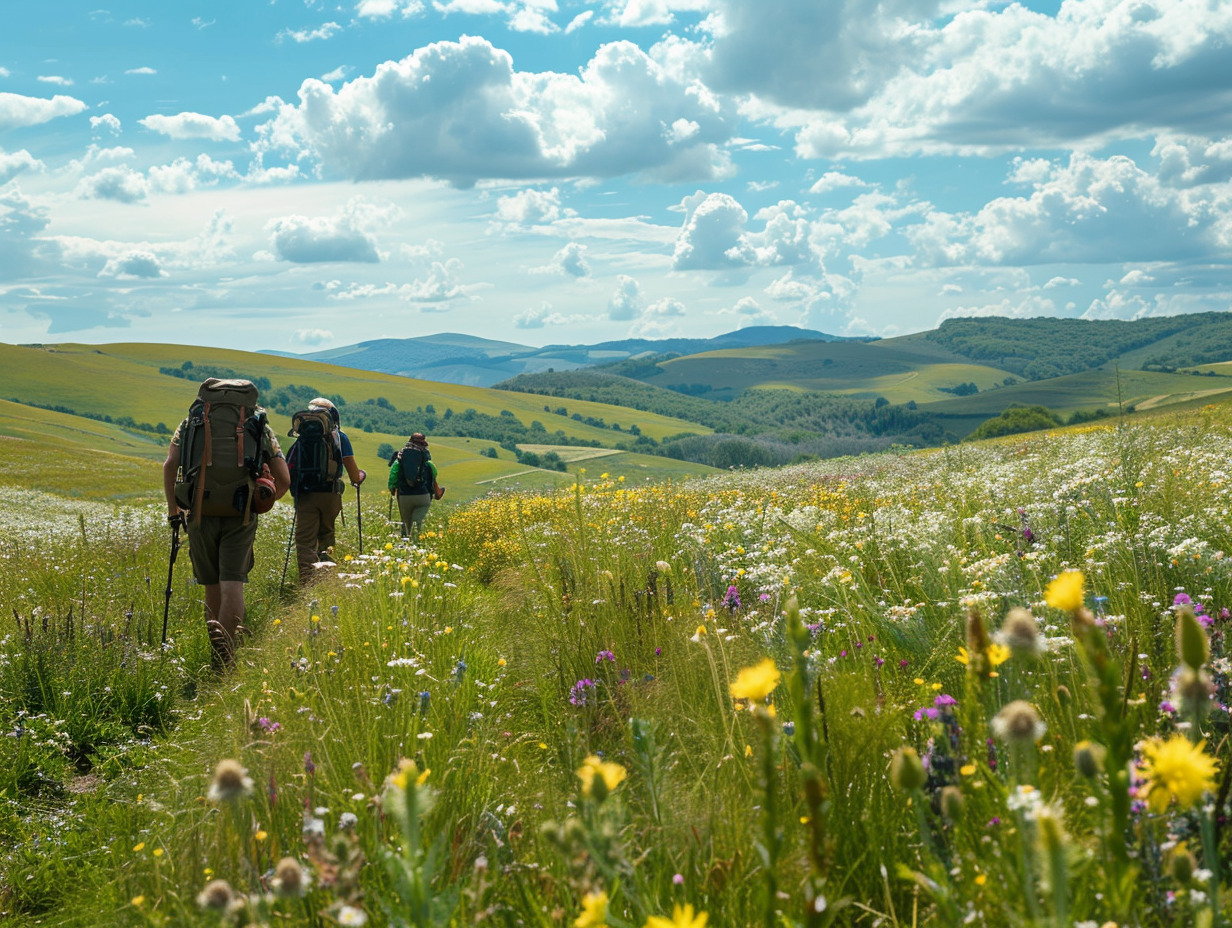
[162,378,290,669]
[388,432,443,540]
[286,398,366,585]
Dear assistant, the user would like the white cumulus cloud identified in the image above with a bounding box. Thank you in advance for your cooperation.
[0,92,88,130]
[496,187,563,224]
[268,201,386,263]
[535,241,590,277]
[258,35,735,186]
[77,165,149,203]
[98,250,166,278]
[907,151,1221,267]
[90,113,122,135]
[291,328,335,345]
[139,112,241,141]
[607,274,644,320]
[278,22,342,43]
[355,0,425,17]
[0,150,44,184]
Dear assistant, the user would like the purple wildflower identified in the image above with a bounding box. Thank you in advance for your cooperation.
[569,678,597,706]
[304,752,316,777]
[934,694,958,707]
[722,585,741,613]
[595,650,616,664]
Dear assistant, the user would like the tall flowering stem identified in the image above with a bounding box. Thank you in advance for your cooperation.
[1055,578,1138,921]
[730,658,783,928]
[785,596,832,925]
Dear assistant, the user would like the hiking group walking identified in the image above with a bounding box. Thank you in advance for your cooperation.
[162,376,441,670]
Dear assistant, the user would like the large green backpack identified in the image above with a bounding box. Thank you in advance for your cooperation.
[173,378,268,523]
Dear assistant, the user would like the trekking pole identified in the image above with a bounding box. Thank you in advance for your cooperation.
[280,507,297,595]
[355,480,364,554]
[162,515,183,645]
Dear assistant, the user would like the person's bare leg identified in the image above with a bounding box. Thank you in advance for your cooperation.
[204,581,246,667]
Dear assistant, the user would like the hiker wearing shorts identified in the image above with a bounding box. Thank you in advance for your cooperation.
[388,432,442,540]
[162,380,290,668]
[289,398,366,584]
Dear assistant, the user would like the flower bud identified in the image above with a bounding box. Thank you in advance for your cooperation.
[1073,740,1105,779]
[940,785,965,822]
[1035,804,1066,855]
[965,606,991,663]
[890,746,927,793]
[1170,843,1196,885]
[1175,604,1210,671]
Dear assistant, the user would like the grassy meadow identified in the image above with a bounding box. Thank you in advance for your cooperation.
[2,387,1232,926]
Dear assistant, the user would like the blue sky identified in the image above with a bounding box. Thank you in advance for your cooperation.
[2,0,1231,352]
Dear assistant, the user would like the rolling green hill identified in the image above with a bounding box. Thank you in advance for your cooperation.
[609,337,1014,403]
[496,312,1232,459]
[0,343,721,502]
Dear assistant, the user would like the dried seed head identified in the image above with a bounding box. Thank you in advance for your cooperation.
[197,879,235,911]
[208,759,253,802]
[997,608,1042,656]
[991,700,1046,745]
[273,857,309,898]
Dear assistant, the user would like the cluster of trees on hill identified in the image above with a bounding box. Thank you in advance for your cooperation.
[159,362,272,392]
[924,313,1232,380]
[262,384,610,450]
[964,404,1112,441]
[496,370,959,466]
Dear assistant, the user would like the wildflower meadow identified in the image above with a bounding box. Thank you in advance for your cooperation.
[4,412,1232,927]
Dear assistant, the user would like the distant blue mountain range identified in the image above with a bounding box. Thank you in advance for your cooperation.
[262,325,858,387]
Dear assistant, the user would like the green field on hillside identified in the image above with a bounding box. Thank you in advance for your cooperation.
[0,343,708,445]
[641,338,1014,402]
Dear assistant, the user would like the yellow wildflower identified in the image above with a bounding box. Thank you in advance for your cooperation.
[987,643,1011,667]
[729,658,781,703]
[575,890,609,928]
[576,755,627,799]
[1044,570,1085,612]
[1140,736,1218,812]
[645,904,708,928]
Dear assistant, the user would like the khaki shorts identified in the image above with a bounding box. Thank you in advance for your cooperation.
[187,515,259,585]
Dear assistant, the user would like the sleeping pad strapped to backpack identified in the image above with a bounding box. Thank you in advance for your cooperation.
[173,378,268,524]
[287,407,342,499]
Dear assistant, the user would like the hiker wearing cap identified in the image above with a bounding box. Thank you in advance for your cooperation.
[287,397,366,584]
[163,378,290,668]
[388,432,443,540]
